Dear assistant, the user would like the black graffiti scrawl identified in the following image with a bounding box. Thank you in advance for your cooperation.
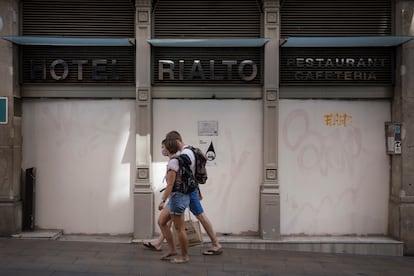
[206,141,216,161]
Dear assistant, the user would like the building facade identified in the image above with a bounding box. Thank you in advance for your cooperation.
[0,0,413,254]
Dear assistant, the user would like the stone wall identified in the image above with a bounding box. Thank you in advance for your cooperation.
[391,0,414,255]
[0,0,22,235]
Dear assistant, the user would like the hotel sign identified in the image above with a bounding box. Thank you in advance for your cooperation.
[158,59,258,82]
[22,46,135,84]
[29,59,124,81]
[153,47,262,85]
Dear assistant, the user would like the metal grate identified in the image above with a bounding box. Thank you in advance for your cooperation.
[280,0,392,37]
[22,0,135,37]
[153,0,261,38]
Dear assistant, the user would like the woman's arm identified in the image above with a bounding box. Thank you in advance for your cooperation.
[158,169,176,211]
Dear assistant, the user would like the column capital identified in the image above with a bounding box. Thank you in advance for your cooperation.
[262,0,280,9]
[135,0,151,8]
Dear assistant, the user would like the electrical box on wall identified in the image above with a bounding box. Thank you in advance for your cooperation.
[385,122,402,155]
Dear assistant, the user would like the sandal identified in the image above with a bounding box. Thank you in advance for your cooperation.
[170,257,189,264]
[202,249,223,255]
[160,252,177,261]
[143,242,162,251]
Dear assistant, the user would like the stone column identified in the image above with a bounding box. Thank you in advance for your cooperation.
[390,0,414,255]
[260,0,280,240]
[0,0,22,235]
[134,0,154,239]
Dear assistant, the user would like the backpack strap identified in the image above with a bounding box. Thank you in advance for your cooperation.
[171,155,193,193]
[171,156,182,193]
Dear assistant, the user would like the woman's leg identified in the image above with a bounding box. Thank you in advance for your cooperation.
[157,207,176,259]
[171,213,189,263]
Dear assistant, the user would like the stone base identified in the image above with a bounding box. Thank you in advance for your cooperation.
[133,190,154,239]
[12,229,62,240]
[0,201,22,236]
[217,235,404,256]
[260,193,280,240]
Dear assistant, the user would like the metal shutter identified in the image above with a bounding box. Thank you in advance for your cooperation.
[153,0,261,38]
[280,0,392,37]
[22,0,135,37]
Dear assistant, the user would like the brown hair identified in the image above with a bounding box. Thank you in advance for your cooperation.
[166,130,183,142]
[164,137,179,154]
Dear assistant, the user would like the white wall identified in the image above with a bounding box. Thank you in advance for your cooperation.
[152,99,263,235]
[21,98,387,236]
[279,99,390,235]
[22,99,136,234]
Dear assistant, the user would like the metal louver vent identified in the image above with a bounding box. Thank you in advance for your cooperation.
[281,0,392,37]
[22,0,135,37]
[153,0,261,38]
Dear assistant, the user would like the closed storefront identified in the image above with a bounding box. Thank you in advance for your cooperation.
[278,0,399,235]
[1,0,414,254]
[7,0,137,234]
[149,0,266,235]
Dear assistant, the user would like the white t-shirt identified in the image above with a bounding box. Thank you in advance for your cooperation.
[167,158,179,172]
[181,146,195,175]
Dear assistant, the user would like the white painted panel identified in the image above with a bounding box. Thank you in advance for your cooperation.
[22,99,135,234]
[153,99,262,235]
[279,100,390,235]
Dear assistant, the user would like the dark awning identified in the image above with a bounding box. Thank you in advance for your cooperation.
[281,36,414,47]
[147,38,269,47]
[1,36,135,46]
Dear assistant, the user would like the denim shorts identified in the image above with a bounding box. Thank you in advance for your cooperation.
[189,188,204,216]
[167,192,190,215]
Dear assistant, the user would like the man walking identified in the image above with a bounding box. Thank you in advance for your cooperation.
[166,130,223,255]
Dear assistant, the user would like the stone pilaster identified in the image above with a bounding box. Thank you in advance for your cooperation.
[0,0,22,235]
[260,0,280,240]
[134,0,154,239]
[390,0,414,255]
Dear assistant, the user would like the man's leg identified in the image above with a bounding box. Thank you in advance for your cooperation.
[196,213,222,252]
[189,189,222,253]
[143,219,171,251]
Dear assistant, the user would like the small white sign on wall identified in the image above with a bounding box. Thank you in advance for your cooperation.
[198,120,218,136]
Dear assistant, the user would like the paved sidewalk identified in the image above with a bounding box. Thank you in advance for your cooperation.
[0,238,413,276]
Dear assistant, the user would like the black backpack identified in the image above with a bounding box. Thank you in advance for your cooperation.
[187,146,208,184]
[172,154,198,194]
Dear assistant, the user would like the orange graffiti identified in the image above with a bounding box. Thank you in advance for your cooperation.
[324,113,352,127]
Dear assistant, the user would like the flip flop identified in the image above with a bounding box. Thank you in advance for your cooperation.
[170,257,189,264]
[143,242,162,251]
[202,249,223,255]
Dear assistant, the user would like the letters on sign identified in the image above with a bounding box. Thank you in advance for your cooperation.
[158,59,258,82]
[30,59,123,81]
[286,57,387,81]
